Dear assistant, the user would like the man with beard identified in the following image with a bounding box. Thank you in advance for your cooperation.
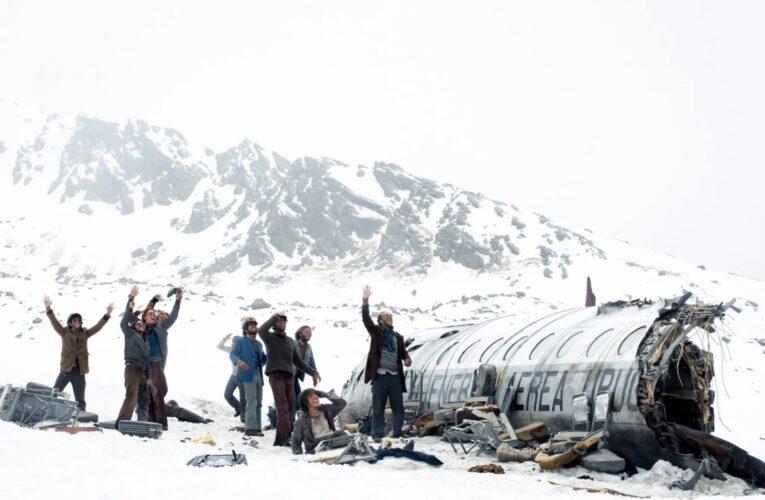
[292,325,317,423]
[116,286,151,427]
[141,288,183,429]
[43,295,114,411]
[361,285,411,440]
[230,317,267,436]
[258,312,321,446]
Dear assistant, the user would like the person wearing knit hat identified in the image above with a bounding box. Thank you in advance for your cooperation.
[43,294,114,411]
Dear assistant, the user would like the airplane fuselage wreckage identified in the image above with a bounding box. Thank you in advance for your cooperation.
[341,292,765,487]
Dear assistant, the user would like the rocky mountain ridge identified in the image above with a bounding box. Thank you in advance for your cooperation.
[0,98,607,284]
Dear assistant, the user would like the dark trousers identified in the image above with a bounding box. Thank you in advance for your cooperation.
[371,373,404,439]
[53,368,86,411]
[147,360,168,429]
[224,375,246,417]
[291,376,302,424]
[117,366,147,424]
[268,371,294,446]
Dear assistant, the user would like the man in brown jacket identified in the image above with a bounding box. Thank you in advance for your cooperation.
[361,285,411,440]
[43,295,114,411]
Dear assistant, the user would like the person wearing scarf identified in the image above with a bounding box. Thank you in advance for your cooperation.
[361,285,412,440]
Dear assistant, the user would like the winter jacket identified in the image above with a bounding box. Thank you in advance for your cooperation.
[294,340,317,382]
[145,297,180,368]
[230,336,267,383]
[258,317,317,377]
[120,299,150,370]
[46,310,109,374]
[362,300,409,392]
[291,394,347,454]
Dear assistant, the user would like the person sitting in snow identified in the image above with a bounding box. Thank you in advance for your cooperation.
[43,295,114,411]
[291,388,348,454]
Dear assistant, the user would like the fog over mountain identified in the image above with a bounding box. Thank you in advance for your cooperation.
[1,96,762,325]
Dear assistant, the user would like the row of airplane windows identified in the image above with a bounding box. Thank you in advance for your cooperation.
[429,326,648,366]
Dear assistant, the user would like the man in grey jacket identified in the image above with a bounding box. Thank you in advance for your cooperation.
[116,286,151,427]
[292,325,317,423]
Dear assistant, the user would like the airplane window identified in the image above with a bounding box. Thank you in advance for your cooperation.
[458,340,482,363]
[529,333,556,360]
[557,331,583,358]
[440,329,459,339]
[617,326,647,355]
[408,344,423,352]
[480,338,505,362]
[437,342,459,365]
[586,329,615,357]
[503,336,528,361]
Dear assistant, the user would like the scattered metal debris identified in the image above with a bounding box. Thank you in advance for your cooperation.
[187,450,247,467]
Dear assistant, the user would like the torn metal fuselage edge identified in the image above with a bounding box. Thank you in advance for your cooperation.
[340,292,765,486]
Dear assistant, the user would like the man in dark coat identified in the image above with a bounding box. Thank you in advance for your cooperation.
[42,295,113,411]
[258,311,321,446]
[361,285,411,440]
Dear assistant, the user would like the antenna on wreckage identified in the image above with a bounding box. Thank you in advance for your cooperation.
[585,276,596,307]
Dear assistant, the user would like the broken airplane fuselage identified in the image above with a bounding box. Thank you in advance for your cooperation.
[341,293,765,486]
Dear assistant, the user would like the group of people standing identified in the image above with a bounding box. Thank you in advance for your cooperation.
[44,285,183,430]
[219,312,320,444]
[43,284,412,452]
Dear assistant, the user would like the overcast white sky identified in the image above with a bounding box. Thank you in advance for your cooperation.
[1,1,763,280]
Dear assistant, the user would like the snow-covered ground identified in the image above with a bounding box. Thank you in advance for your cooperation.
[1,276,764,499]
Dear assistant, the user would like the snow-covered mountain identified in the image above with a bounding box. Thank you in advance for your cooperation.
[2,97,765,498]
[2,96,761,315]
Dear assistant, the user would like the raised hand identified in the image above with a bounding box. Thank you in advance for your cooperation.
[106,303,115,316]
[362,285,372,300]
[130,285,139,298]
[224,333,233,340]
[43,295,52,310]
[175,287,184,300]
[154,293,162,302]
